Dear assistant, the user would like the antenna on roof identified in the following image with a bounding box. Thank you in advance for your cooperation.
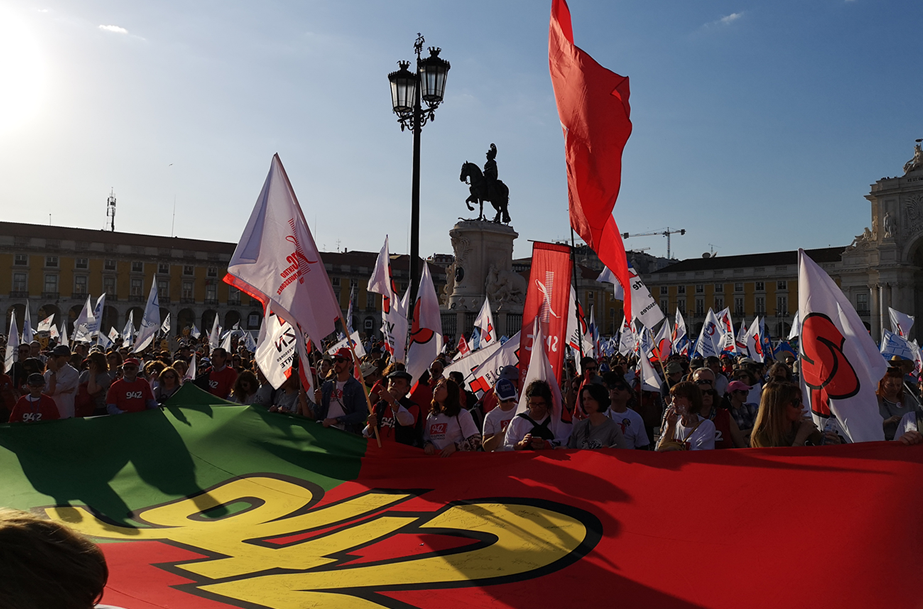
[106,188,116,232]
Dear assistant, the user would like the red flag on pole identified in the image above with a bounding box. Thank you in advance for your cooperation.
[521,241,572,383]
[549,0,633,318]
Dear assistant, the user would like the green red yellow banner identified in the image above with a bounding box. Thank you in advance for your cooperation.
[1,383,921,608]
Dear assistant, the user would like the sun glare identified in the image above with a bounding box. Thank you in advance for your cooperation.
[0,8,47,135]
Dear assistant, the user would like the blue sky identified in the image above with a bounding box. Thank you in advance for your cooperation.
[1,0,921,262]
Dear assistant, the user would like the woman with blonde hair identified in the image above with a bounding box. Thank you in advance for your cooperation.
[751,382,841,447]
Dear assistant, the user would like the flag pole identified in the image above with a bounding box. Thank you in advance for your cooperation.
[339,317,381,448]
[569,228,585,361]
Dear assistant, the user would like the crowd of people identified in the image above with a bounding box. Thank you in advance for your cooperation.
[2,333,922,453]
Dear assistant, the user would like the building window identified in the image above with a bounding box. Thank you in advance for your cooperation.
[714,297,724,310]
[695,298,704,316]
[660,299,668,313]
[734,297,744,315]
[677,299,686,315]
[588,291,595,300]
[103,276,116,295]
[75,258,88,269]
[207,267,217,278]
[777,295,788,316]
[331,277,340,287]
[714,284,723,293]
[734,282,743,292]
[677,285,686,294]
[367,292,377,309]
[182,280,194,300]
[228,287,240,305]
[105,259,116,270]
[45,256,58,268]
[157,279,169,298]
[755,281,765,291]
[777,280,788,290]
[183,265,194,276]
[856,293,869,314]
[130,277,143,298]
[206,283,217,300]
[695,284,704,294]
[158,263,169,274]
[755,296,766,314]
[131,261,143,273]
[44,274,58,295]
[349,278,358,289]
[14,254,27,266]
[13,272,26,292]
[74,275,88,295]
[660,286,668,295]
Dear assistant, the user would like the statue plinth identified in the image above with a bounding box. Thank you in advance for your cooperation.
[442,220,524,338]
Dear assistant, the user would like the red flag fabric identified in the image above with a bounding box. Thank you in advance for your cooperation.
[520,242,572,382]
[549,0,633,318]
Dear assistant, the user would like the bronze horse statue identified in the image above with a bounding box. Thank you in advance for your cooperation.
[460,162,510,223]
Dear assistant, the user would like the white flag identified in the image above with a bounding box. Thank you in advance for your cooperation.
[97,330,112,350]
[639,330,663,393]
[208,314,220,350]
[255,307,298,390]
[880,329,915,363]
[565,285,594,368]
[596,266,622,300]
[72,296,94,343]
[133,279,160,353]
[59,323,69,347]
[510,318,571,445]
[225,154,341,350]
[88,293,106,337]
[694,309,723,358]
[405,263,444,385]
[160,312,171,335]
[21,300,33,344]
[190,324,201,339]
[50,324,60,340]
[788,310,801,340]
[4,314,18,374]
[798,249,886,443]
[328,331,366,359]
[445,331,521,397]
[368,236,407,363]
[618,315,636,357]
[37,314,55,333]
[472,297,497,350]
[735,320,749,353]
[746,316,765,363]
[672,308,688,356]
[185,354,197,381]
[889,307,915,339]
[122,310,135,347]
[625,265,665,329]
[653,320,672,361]
[108,327,120,345]
[243,330,257,352]
[220,330,233,352]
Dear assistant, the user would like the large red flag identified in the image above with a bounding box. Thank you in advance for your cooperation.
[520,241,572,382]
[549,0,633,318]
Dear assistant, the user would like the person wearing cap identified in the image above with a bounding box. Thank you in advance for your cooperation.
[206,348,238,400]
[308,347,366,435]
[723,379,756,443]
[44,345,79,419]
[363,370,421,446]
[603,372,650,450]
[660,361,684,401]
[9,373,59,423]
[106,357,157,415]
[481,378,519,452]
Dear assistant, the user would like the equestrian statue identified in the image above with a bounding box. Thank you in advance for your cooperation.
[460,143,510,223]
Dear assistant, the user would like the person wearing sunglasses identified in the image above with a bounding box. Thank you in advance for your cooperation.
[603,372,649,450]
[307,348,366,435]
[106,357,158,415]
[750,382,842,447]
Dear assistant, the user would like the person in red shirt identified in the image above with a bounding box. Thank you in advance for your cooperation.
[106,358,157,415]
[207,348,238,399]
[9,374,60,424]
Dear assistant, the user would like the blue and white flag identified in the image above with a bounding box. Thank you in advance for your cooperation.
[133,279,161,353]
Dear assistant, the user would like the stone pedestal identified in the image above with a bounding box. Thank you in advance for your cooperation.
[441,220,524,338]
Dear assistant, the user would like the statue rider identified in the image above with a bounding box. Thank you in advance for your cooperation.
[484,143,498,202]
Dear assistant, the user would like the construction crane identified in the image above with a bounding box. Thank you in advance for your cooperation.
[621,227,686,260]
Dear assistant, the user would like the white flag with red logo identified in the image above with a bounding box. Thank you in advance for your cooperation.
[37,313,55,333]
[653,321,672,361]
[473,297,497,350]
[445,331,521,397]
[566,285,595,367]
[798,249,886,442]
[889,307,915,339]
[405,263,444,386]
[225,154,340,349]
[746,316,764,363]
[694,309,723,358]
[368,236,408,363]
[735,320,749,353]
[255,308,298,390]
[455,334,471,359]
[626,265,665,330]
[513,318,571,444]
[672,308,689,356]
[788,310,801,340]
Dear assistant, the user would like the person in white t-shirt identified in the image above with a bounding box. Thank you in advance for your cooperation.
[657,380,715,451]
[481,378,519,452]
[423,378,481,457]
[603,372,650,449]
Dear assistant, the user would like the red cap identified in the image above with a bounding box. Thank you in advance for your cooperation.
[335,347,352,360]
[123,357,141,367]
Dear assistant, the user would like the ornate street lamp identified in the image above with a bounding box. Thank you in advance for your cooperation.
[388,34,450,308]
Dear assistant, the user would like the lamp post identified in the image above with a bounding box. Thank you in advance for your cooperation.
[388,34,450,309]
